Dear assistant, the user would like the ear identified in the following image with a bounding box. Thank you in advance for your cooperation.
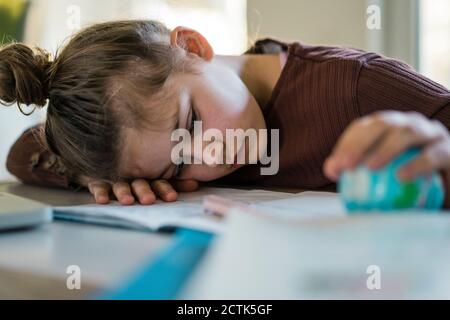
[170,26,214,61]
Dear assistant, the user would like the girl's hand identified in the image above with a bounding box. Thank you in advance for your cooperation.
[77,176,199,205]
[323,111,450,206]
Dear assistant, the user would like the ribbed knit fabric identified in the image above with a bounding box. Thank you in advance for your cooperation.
[221,39,450,190]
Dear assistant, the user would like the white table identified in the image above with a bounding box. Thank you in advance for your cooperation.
[0,182,172,299]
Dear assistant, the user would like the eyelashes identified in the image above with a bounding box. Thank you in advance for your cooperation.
[174,105,197,178]
[174,162,184,178]
[189,107,197,132]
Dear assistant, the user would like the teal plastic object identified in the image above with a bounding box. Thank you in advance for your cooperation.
[338,148,444,212]
[98,229,214,300]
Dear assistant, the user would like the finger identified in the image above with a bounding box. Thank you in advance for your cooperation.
[87,181,111,204]
[364,127,432,170]
[130,179,156,205]
[170,179,199,192]
[112,181,135,205]
[397,140,450,181]
[151,180,178,202]
[365,120,447,170]
[324,116,389,180]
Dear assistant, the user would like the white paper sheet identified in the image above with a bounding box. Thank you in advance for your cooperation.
[183,209,450,299]
[252,191,346,220]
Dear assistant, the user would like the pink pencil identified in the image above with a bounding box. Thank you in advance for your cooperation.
[203,195,265,217]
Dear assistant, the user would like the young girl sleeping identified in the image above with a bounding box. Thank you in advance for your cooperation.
[2,20,450,207]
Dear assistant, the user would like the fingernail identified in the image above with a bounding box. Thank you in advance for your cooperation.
[397,167,413,181]
[121,195,135,205]
[165,192,177,202]
[98,195,109,204]
[141,194,156,204]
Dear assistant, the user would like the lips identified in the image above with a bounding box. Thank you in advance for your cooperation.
[231,162,242,169]
[232,140,246,168]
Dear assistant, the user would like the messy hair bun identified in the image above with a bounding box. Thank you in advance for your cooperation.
[0,43,51,112]
[2,20,186,183]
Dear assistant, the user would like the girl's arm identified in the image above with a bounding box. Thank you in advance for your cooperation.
[7,124,199,205]
[7,124,74,189]
[356,55,450,129]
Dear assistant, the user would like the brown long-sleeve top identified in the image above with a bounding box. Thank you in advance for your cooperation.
[220,38,450,190]
[6,38,450,191]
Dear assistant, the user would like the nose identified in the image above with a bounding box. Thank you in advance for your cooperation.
[179,138,227,168]
[202,140,227,167]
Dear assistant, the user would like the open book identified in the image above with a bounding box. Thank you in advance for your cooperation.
[52,187,290,233]
[53,187,346,233]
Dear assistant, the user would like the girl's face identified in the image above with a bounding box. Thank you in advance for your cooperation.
[119,28,267,182]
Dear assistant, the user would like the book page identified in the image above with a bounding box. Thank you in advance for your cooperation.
[53,187,296,233]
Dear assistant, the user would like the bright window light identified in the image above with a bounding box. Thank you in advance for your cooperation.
[420,0,450,88]
[130,0,248,55]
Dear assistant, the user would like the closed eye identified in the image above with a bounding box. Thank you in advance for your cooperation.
[174,162,184,178]
[189,106,197,132]
[174,104,197,178]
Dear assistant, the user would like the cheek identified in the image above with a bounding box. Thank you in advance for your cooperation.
[199,101,263,137]
[196,83,259,130]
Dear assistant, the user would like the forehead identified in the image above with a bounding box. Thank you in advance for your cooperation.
[117,84,184,179]
[119,126,174,179]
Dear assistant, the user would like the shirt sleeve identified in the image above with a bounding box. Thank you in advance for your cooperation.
[243,38,289,55]
[6,124,77,189]
[356,56,450,129]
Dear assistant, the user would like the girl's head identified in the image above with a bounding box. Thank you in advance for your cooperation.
[0,20,266,183]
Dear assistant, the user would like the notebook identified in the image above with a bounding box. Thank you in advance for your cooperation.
[52,187,305,233]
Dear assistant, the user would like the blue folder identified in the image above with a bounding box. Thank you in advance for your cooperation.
[98,228,215,300]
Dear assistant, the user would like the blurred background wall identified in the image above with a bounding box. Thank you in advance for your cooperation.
[0,0,449,181]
